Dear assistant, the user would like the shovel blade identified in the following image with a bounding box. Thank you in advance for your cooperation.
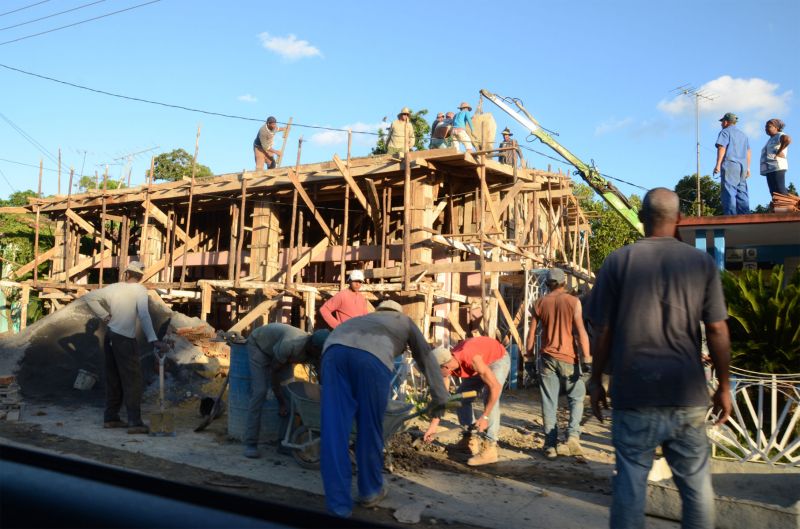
[149,412,175,437]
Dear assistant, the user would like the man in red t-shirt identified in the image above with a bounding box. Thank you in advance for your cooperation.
[320,270,371,329]
[526,268,591,460]
[423,336,510,466]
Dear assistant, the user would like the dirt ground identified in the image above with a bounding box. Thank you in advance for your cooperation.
[1,384,625,528]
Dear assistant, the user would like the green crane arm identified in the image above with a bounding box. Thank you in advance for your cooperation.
[480,89,644,235]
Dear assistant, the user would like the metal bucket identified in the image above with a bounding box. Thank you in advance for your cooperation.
[73,369,98,390]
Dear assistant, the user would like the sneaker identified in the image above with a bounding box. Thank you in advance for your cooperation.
[467,440,498,466]
[103,420,127,429]
[567,437,584,457]
[358,486,388,508]
[127,424,149,435]
[243,444,260,459]
[544,446,558,460]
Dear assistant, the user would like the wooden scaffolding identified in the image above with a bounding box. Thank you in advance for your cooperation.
[9,147,593,352]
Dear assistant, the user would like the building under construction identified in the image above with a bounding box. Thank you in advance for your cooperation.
[7,146,593,356]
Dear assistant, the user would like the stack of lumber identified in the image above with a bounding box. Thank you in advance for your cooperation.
[0,375,21,421]
[772,192,800,212]
[175,324,229,358]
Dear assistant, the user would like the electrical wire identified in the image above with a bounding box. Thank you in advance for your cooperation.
[0,0,160,46]
[0,0,51,18]
[0,112,61,168]
[0,157,58,172]
[0,166,18,193]
[0,0,106,32]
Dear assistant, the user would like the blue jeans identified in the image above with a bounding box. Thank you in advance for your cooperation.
[720,162,749,215]
[455,353,510,442]
[539,355,585,447]
[611,407,714,529]
[320,345,392,518]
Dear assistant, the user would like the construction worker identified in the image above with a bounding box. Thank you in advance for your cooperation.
[452,102,475,153]
[588,188,731,528]
[253,116,286,170]
[319,270,371,329]
[430,112,454,149]
[498,127,522,166]
[320,300,448,518]
[713,112,751,215]
[386,107,416,155]
[84,261,167,434]
[526,268,591,460]
[423,336,510,466]
[243,324,330,459]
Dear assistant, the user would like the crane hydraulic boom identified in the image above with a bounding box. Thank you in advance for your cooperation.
[480,89,644,235]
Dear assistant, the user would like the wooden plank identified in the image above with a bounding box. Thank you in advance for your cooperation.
[19,284,30,331]
[480,174,503,234]
[497,180,525,214]
[147,203,189,243]
[227,297,280,334]
[364,178,383,231]
[275,117,293,168]
[12,247,58,279]
[287,168,335,243]
[493,289,523,351]
[66,248,113,279]
[140,233,201,282]
[32,161,42,285]
[332,155,370,213]
[0,207,30,214]
[234,176,247,287]
[200,281,212,322]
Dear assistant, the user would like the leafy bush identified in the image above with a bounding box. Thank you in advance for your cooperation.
[722,265,800,373]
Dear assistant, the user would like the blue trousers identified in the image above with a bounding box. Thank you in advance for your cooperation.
[539,355,585,447]
[320,345,392,517]
[720,162,749,215]
[611,407,714,529]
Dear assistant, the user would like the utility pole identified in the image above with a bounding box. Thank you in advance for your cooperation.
[673,85,715,216]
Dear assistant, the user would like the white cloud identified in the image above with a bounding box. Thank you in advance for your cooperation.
[657,76,792,119]
[595,117,634,136]
[238,94,258,103]
[258,32,322,61]
[308,121,388,147]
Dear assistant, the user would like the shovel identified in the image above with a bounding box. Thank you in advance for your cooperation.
[150,349,175,437]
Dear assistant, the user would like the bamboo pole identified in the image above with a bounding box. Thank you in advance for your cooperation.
[479,122,488,323]
[64,168,74,289]
[284,139,303,288]
[296,210,304,284]
[179,124,201,288]
[139,157,155,259]
[98,167,108,286]
[339,130,352,290]
[234,173,248,288]
[380,187,387,284]
[402,153,411,289]
[228,203,238,281]
[57,148,61,195]
[32,159,43,285]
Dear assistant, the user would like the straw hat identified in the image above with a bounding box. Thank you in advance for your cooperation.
[501,127,513,136]
[398,107,411,118]
[458,101,472,111]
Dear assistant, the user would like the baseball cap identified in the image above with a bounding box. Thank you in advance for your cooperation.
[719,112,738,123]
[431,346,452,366]
[547,268,566,283]
[125,261,145,275]
[349,270,365,282]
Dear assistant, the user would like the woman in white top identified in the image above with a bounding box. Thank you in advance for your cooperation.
[760,118,791,196]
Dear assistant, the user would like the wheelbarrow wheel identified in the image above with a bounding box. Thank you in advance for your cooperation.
[290,426,320,470]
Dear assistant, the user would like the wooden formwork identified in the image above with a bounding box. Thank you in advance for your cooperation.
[8,147,593,349]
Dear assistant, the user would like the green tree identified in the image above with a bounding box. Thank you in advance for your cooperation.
[674,174,722,216]
[372,109,431,154]
[148,149,214,182]
[574,184,642,271]
[77,175,126,193]
[1,190,38,207]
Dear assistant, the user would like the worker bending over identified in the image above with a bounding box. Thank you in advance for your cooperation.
[84,261,167,434]
[424,336,510,466]
[243,323,329,458]
[320,300,448,518]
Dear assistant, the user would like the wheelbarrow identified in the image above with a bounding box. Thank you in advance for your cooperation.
[281,381,475,469]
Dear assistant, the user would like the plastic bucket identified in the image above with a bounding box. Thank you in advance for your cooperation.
[227,343,281,442]
[73,369,98,390]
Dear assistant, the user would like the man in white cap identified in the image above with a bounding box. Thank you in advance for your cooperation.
[452,101,475,153]
[319,269,371,329]
[84,261,167,434]
[423,336,510,466]
[386,107,416,155]
[254,116,287,170]
[320,300,448,518]
[525,268,591,459]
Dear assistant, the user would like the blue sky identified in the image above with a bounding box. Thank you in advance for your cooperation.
[0,0,797,209]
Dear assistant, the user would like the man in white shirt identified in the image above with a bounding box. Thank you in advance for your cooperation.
[84,261,166,434]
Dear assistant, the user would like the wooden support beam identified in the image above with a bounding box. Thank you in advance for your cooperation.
[227,296,280,334]
[147,203,190,243]
[66,247,113,279]
[140,233,201,282]
[12,247,58,279]
[200,281,212,322]
[64,209,110,248]
[480,174,503,234]
[287,168,335,243]
[32,160,42,285]
[332,155,369,212]
[364,178,383,232]
[497,180,525,215]
[19,284,30,330]
[493,289,523,351]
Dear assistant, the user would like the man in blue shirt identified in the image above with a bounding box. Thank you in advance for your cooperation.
[713,112,751,215]
[452,101,475,153]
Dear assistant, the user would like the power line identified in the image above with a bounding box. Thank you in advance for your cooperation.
[0,0,160,46]
[0,0,106,32]
[0,157,58,172]
[0,111,60,167]
[0,0,51,18]
[0,61,383,136]
[0,166,18,193]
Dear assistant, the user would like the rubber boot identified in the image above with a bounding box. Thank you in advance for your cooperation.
[467,440,498,466]
[456,432,481,456]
